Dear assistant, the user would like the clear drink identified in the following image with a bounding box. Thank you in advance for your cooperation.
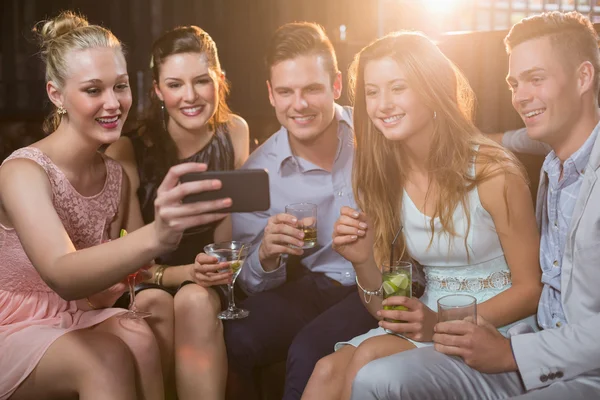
[212,249,245,280]
[204,241,249,320]
[437,294,477,322]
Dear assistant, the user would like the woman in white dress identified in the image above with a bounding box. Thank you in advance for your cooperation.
[301,31,543,400]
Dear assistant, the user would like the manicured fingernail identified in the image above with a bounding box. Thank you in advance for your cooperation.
[376,311,381,316]
[353,212,359,218]
[212,180,221,188]
[357,230,365,236]
[223,198,232,206]
[351,235,358,240]
[359,222,367,229]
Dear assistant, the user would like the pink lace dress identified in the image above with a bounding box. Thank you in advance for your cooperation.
[0,147,127,399]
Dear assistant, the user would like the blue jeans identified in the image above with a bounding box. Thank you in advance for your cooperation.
[224,270,378,400]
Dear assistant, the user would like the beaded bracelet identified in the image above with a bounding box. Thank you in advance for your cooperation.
[355,277,382,304]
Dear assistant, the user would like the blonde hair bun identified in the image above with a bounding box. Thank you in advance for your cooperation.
[32,11,122,133]
[34,11,89,52]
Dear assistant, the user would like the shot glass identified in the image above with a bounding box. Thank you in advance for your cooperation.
[285,203,317,249]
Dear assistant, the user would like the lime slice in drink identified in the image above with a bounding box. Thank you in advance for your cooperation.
[389,274,410,290]
[382,281,399,296]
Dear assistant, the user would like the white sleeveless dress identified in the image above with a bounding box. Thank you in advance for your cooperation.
[336,161,538,350]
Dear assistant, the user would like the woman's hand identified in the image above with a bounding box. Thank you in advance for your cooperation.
[332,206,374,265]
[153,163,231,251]
[377,296,438,342]
[84,269,151,309]
[189,253,233,287]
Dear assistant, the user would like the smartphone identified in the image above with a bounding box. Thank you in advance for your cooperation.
[180,169,270,213]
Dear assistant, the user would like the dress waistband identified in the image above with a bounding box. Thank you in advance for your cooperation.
[423,256,511,293]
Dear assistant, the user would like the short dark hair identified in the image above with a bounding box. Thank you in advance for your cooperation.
[265,22,338,83]
[505,11,600,93]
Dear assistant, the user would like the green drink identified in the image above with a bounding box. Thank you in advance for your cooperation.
[382,262,412,323]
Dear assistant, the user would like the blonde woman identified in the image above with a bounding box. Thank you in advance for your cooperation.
[303,31,542,400]
[0,11,227,400]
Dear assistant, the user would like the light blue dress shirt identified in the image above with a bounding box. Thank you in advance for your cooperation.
[537,123,600,330]
[232,104,358,295]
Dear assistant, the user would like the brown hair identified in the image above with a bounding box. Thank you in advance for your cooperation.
[265,22,338,83]
[140,26,233,181]
[505,11,600,94]
[33,11,123,133]
[149,25,231,130]
[349,31,527,266]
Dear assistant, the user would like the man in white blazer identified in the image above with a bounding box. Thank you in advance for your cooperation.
[349,11,600,399]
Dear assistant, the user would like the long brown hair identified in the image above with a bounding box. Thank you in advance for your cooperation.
[349,31,526,267]
[141,25,232,179]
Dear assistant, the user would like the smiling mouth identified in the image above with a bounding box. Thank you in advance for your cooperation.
[96,116,119,124]
[291,115,316,123]
[181,106,205,116]
[523,108,546,119]
[381,114,404,124]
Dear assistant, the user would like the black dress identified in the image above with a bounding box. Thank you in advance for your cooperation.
[129,125,236,266]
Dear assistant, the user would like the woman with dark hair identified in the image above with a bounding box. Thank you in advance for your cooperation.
[106,25,249,400]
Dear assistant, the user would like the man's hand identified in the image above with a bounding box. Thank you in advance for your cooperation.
[432,316,518,374]
[258,213,304,271]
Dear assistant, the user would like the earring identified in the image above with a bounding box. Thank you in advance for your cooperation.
[57,106,67,116]
[160,102,168,132]
[433,111,437,120]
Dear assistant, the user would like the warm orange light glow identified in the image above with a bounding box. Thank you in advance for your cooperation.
[424,0,465,14]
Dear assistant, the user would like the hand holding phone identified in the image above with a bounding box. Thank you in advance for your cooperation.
[180,169,270,213]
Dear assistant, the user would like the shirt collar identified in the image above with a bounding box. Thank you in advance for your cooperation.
[543,120,600,176]
[274,104,353,171]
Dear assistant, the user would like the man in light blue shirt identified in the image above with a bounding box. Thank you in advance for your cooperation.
[225,22,377,400]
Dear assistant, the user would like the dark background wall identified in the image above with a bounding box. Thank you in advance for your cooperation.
[1,0,524,161]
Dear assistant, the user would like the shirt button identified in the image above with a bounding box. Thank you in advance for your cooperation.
[337,191,344,197]
[553,260,559,267]
[581,168,585,174]
[556,371,564,379]
[548,373,556,380]
[540,374,549,382]
[556,321,562,327]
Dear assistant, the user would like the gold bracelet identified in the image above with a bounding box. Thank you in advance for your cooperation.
[154,265,167,286]
[86,297,98,310]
